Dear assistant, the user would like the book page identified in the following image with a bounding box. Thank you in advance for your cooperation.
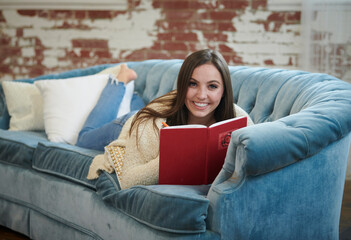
[209,116,246,128]
[165,124,206,129]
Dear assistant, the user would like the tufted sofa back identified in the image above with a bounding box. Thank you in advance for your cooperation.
[1,60,351,146]
[115,60,351,181]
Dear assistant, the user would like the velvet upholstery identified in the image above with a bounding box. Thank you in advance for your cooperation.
[1,59,351,239]
[97,172,211,234]
[33,141,101,189]
[0,129,47,168]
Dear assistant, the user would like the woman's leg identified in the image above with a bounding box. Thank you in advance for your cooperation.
[77,111,137,151]
[81,76,125,132]
[76,64,138,150]
[77,92,145,151]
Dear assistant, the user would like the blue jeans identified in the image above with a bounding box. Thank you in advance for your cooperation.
[76,78,145,151]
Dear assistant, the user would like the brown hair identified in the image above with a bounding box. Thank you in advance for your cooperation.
[130,49,235,136]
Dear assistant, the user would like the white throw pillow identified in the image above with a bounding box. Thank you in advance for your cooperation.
[2,81,45,131]
[34,74,109,145]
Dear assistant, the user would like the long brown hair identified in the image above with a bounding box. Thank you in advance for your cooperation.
[130,49,235,135]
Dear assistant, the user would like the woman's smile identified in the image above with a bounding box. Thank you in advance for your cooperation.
[185,63,224,126]
[193,101,209,108]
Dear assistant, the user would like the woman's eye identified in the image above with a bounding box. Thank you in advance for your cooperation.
[189,82,197,87]
[209,84,218,89]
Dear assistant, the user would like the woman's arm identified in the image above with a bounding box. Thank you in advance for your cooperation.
[119,157,159,189]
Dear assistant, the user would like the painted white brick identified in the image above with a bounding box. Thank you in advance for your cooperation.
[57,60,73,68]
[21,47,35,57]
[3,10,55,28]
[241,54,294,67]
[192,30,208,49]
[14,2,160,56]
[0,75,14,81]
[42,56,59,68]
[24,58,35,65]
[283,24,300,34]
[81,62,90,68]
[227,31,299,44]
[3,58,11,65]
[12,66,21,74]
[18,38,35,47]
[44,49,66,58]
[234,10,272,31]
[118,50,131,59]
[24,29,73,48]
[2,28,16,38]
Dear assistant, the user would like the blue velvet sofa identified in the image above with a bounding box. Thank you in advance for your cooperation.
[1,59,351,240]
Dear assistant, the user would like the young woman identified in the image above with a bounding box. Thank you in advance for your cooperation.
[86,49,253,189]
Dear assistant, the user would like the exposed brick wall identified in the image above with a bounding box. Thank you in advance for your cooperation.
[306,13,351,83]
[1,0,300,81]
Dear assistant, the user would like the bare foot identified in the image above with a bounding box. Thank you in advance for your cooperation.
[117,64,137,84]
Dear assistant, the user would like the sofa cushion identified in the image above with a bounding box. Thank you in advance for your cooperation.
[96,172,210,233]
[0,83,10,130]
[33,141,102,189]
[2,81,45,131]
[34,74,110,145]
[0,129,47,168]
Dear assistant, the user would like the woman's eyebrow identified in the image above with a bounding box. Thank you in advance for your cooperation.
[190,78,221,84]
[208,80,221,84]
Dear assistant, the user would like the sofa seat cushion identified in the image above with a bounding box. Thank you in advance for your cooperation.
[0,129,47,168]
[96,172,210,233]
[32,141,102,189]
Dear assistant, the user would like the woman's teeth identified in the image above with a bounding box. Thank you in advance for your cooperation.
[194,102,208,107]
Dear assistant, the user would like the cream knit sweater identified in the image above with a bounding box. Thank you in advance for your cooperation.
[87,103,253,189]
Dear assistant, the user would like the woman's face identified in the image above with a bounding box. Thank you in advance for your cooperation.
[185,63,224,126]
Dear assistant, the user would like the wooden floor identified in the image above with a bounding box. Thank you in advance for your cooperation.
[0,226,29,240]
[1,181,351,239]
[340,180,351,239]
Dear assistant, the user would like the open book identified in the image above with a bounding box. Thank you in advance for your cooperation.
[159,116,247,185]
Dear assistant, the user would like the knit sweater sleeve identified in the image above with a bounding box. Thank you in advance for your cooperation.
[86,113,135,180]
[117,115,164,189]
[120,156,160,189]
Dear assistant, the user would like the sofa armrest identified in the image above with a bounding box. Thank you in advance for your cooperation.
[206,132,351,239]
[204,77,351,239]
[210,97,351,191]
[222,76,351,182]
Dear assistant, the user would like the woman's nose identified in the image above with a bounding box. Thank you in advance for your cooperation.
[196,87,207,99]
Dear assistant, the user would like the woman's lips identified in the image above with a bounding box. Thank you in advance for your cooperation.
[193,101,209,108]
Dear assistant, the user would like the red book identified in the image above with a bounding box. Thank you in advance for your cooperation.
[159,116,247,185]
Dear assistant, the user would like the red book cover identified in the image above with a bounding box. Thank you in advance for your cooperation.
[159,116,247,185]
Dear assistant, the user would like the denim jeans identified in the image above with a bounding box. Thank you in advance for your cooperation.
[76,78,145,151]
